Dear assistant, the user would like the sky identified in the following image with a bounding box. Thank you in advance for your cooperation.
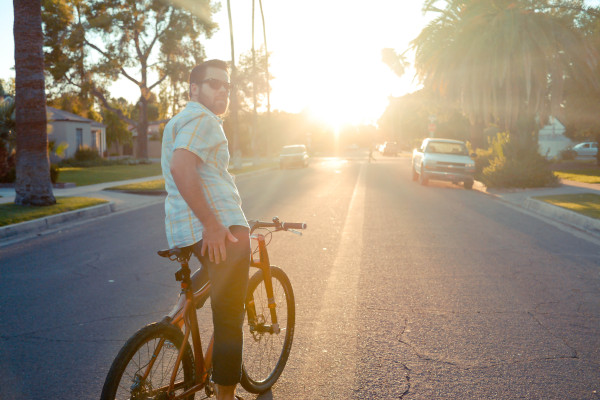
[3,1,598,126]
[1,1,433,126]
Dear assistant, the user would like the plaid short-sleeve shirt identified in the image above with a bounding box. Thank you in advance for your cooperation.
[161,101,248,248]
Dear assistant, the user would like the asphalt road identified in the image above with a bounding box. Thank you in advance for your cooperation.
[0,156,599,399]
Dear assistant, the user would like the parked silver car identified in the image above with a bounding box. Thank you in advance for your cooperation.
[572,142,598,157]
[412,138,476,189]
[279,144,309,168]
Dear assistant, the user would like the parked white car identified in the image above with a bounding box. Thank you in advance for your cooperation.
[279,144,309,168]
[412,138,476,189]
[572,142,598,158]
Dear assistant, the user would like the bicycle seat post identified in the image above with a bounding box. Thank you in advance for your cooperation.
[175,257,193,296]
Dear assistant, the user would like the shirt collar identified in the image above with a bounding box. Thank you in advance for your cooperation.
[188,101,224,124]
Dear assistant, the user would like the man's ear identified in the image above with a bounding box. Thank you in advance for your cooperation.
[190,82,199,100]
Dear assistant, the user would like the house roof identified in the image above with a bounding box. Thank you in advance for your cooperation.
[539,116,565,136]
[47,106,106,128]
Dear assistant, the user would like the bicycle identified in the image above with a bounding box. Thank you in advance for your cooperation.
[100,217,306,399]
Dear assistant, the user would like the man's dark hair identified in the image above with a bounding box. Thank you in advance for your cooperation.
[189,59,229,96]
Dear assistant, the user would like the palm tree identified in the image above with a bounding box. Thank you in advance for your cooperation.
[411,0,599,147]
[13,0,55,205]
[227,0,241,166]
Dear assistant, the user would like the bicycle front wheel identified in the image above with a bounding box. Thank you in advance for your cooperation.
[100,322,195,400]
[241,266,295,393]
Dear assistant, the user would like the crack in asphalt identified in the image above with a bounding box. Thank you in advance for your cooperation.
[528,310,579,359]
[398,363,411,399]
[398,335,580,371]
[396,309,580,374]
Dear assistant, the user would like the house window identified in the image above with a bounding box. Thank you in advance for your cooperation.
[76,128,83,149]
[91,131,97,149]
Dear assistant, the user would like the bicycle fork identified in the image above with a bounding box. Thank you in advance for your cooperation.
[249,233,280,334]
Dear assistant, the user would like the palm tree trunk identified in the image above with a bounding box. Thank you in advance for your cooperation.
[227,0,240,167]
[13,0,55,206]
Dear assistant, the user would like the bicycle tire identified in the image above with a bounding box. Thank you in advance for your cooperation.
[100,322,195,400]
[241,266,295,393]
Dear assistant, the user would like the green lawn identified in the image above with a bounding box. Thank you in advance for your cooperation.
[58,163,163,186]
[553,169,600,184]
[107,179,166,194]
[1,161,277,227]
[104,161,278,193]
[0,197,108,227]
[534,193,600,219]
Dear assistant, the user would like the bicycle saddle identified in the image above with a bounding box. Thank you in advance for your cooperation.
[157,246,193,261]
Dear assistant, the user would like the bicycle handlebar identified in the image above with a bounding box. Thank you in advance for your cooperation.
[249,217,307,233]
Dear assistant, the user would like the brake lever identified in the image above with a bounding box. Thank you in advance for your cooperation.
[287,229,302,236]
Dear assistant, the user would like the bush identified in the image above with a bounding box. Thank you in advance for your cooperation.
[481,155,559,188]
[0,151,16,183]
[476,132,558,189]
[474,132,509,180]
[559,148,577,161]
[0,166,15,183]
[59,155,153,168]
[74,146,102,162]
[50,163,60,183]
[0,164,61,184]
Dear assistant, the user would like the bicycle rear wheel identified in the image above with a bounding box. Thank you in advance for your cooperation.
[100,322,195,400]
[241,266,295,394]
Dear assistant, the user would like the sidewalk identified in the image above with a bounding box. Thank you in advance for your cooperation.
[0,175,167,244]
[472,179,600,237]
[0,160,277,245]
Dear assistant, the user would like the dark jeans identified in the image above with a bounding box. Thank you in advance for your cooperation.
[191,225,250,386]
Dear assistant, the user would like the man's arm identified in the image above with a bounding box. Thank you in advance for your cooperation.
[170,148,237,264]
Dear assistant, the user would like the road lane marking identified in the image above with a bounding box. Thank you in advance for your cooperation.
[298,163,365,396]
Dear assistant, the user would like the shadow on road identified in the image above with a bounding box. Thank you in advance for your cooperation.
[253,389,273,399]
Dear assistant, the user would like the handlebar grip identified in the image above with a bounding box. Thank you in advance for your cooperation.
[282,222,307,230]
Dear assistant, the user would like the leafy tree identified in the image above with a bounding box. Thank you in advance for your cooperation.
[236,47,272,113]
[13,0,55,205]
[47,92,102,122]
[235,47,272,155]
[381,48,408,78]
[102,98,133,156]
[0,82,16,182]
[379,89,470,149]
[42,0,219,159]
[562,6,600,165]
[411,0,599,147]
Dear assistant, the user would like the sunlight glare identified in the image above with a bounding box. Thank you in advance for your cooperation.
[320,158,348,169]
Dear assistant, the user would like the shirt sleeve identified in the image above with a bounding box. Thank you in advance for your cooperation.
[173,114,225,163]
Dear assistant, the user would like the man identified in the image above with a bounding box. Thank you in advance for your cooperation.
[161,59,249,400]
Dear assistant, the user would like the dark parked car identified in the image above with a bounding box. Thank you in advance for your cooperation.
[279,144,309,168]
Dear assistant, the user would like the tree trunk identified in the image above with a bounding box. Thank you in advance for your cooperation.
[470,117,484,150]
[13,0,55,206]
[136,96,149,159]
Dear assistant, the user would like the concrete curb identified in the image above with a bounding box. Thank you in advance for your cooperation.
[473,180,600,237]
[522,197,600,234]
[0,202,114,241]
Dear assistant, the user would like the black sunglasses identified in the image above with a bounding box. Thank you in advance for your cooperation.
[202,78,231,92]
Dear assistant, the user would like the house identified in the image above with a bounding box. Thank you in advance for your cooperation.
[47,106,107,159]
[127,121,164,159]
[538,116,572,159]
